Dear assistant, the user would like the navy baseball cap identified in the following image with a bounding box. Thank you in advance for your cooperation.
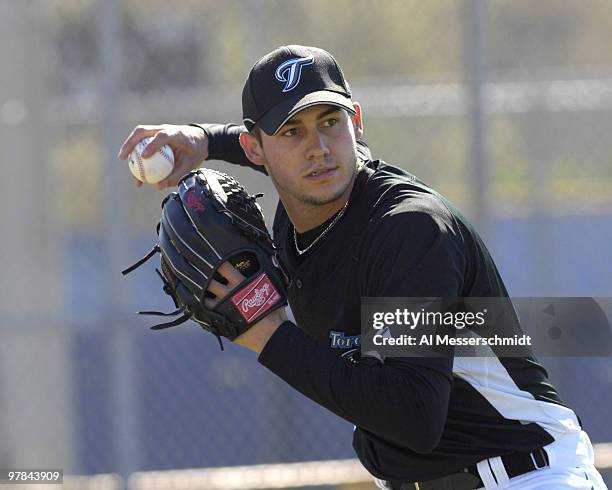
[242,45,356,135]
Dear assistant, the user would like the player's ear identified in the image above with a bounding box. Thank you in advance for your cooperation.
[350,102,364,141]
[239,132,266,167]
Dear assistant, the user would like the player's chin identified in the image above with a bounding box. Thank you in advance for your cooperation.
[298,170,354,205]
[302,186,349,206]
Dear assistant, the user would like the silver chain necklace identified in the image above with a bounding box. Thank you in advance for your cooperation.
[293,201,349,255]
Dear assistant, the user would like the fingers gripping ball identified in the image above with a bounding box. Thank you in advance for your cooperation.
[122,169,288,346]
[128,136,174,184]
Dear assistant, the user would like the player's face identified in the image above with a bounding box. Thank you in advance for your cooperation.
[256,104,363,210]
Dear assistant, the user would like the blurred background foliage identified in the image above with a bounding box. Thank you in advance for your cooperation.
[45,0,612,227]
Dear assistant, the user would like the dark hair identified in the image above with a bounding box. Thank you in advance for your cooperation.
[250,125,263,144]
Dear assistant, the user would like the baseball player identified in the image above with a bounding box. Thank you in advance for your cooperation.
[118,45,607,489]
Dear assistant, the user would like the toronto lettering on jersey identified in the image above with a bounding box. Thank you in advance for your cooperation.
[329,331,361,349]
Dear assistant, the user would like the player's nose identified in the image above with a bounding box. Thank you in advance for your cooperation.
[304,129,330,161]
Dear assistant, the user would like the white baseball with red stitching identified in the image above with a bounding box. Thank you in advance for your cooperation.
[128,136,174,184]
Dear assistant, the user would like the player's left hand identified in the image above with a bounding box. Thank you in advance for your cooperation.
[204,262,247,309]
[204,262,288,351]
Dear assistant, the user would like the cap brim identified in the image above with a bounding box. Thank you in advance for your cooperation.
[256,90,356,136]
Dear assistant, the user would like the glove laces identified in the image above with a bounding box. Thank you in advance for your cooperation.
[122,245,225,349]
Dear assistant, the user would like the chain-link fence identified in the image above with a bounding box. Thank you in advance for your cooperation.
[1,0,612,486]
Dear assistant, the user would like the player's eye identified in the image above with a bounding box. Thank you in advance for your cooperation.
[281,127,300,137]
[322,118,339,128]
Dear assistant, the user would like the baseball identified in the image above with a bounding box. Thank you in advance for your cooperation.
[128,137,174,184]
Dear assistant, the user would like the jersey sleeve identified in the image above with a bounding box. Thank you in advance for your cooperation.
[191,123,268,174]
[258,322,451,453]
[258,206,466,453]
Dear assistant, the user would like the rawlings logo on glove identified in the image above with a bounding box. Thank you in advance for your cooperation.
[231,272,282,322]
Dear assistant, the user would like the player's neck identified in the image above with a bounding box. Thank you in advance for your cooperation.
[291,200,347,233]
[283,183,354,233]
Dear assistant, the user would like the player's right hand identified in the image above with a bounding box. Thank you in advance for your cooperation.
[118,124,209,189]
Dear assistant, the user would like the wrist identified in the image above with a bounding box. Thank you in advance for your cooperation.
[234,308,287,353]
[188,124,210,162]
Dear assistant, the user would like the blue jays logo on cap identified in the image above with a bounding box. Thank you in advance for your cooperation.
[242,45,354,135]
[275,55,315,92]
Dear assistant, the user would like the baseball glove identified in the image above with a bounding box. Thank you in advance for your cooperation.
[122,168,287,348]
